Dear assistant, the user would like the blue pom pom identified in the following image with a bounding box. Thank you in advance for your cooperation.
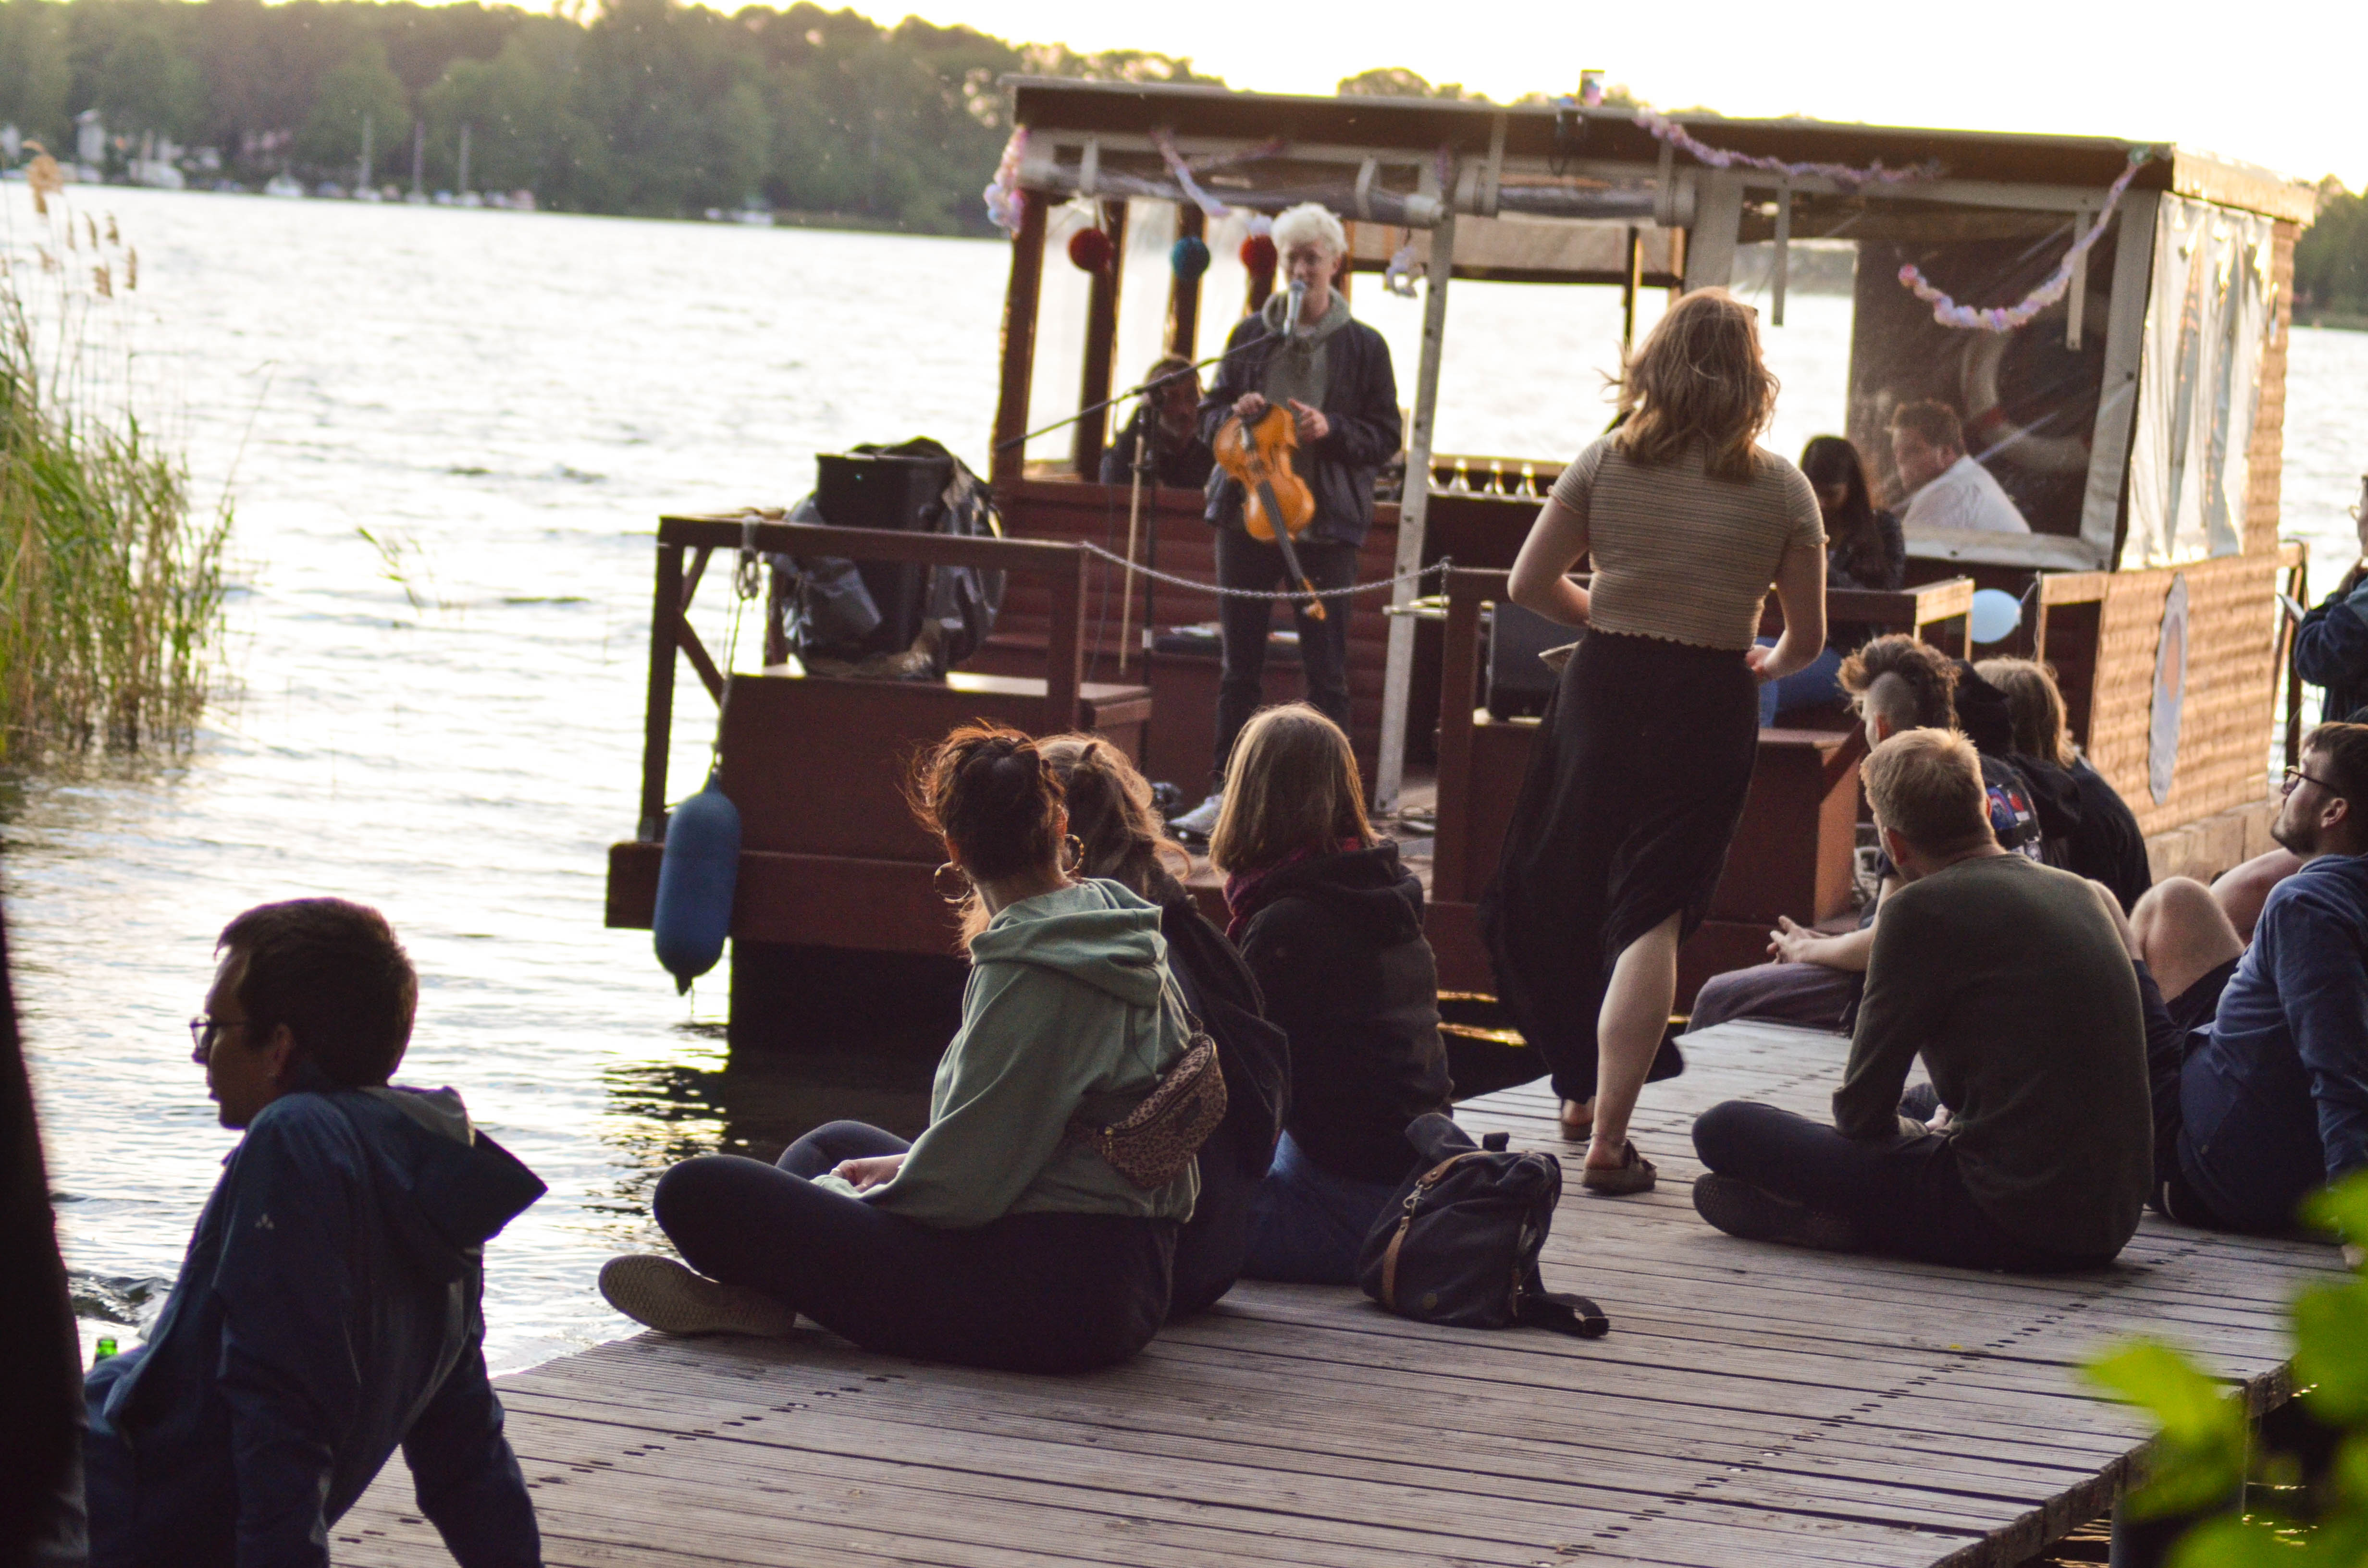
[1170,235,1211,282]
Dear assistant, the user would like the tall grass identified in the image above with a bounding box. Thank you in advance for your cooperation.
[0,176,230,758]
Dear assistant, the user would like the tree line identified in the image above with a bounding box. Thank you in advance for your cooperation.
[2297,183,2368,323]
[0,0,1231,229]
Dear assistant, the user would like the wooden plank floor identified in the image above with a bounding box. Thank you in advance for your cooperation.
[334,1021,2346,1568]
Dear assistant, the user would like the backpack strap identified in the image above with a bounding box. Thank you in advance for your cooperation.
[1517,1290,1610,1339]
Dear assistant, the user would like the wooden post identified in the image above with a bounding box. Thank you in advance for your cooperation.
[989,194,1047,490]
[638,541,685,842]
[1622,226,1642,350]
[1432,569,1491,901]
[1771,179,1791,327]
[1375,209,1456,813]
[1073,198,1127,479]
[1167,203,1204,357]
[1682,170,1743,293]
[1046,548,1086,731]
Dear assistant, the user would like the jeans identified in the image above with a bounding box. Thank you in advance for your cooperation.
[654,1121,1176,1372]
[1687,960,1863,1036]
[1212,527,1357,782]
[1692,1100,2109,1272]
[1755,641,1847,728]
[1241,1131,1401,1285]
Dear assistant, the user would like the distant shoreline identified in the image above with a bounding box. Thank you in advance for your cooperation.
[2296,311,2368,334]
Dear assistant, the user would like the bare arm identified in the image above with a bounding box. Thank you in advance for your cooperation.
[1507,496,1592,628]
[1746,537,1829,684]
[1768,878,1898,972]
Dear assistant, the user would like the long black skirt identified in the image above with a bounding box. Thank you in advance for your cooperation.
[1479,628,1760,1103]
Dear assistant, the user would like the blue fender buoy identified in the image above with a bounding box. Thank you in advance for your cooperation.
[653,773,740,995]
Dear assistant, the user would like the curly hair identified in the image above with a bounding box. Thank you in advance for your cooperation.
[1611,288,1778,481]
[1839,634,1958,731]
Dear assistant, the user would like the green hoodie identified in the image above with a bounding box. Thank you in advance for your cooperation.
[824,879,1200,1228]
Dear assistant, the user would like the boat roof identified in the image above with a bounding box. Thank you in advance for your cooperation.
[1006,78,2317,223]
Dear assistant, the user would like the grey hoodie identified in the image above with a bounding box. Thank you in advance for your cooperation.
[850,879,1200,1227]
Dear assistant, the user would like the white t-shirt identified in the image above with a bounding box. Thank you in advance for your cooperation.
[1900,454,2031,534]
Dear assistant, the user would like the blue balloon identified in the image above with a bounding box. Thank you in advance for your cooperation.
[1170,234,1211,282]
[1969,588,2023,646]
[652,772,740,996]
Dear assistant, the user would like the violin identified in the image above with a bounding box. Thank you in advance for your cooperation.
[1212,404,1326,622]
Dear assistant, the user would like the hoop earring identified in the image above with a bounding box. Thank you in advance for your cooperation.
[1061,835,1085,876]
[933,861,971,905]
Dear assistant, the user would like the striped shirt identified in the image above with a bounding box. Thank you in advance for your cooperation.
[1550,436,1825,651]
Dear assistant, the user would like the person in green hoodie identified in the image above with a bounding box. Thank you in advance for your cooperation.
[600,725,1196,1372]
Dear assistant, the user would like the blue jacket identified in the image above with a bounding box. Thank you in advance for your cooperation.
[2178,853,2368,1230]
[2294,576,2368,725]
[85,1084,546,1568]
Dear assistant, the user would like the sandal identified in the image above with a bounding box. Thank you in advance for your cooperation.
[1580,1140,1657,1196]
[1558,1099,1593,1141]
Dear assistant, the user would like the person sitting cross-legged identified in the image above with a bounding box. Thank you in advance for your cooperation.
[1685,634,2044,1038]
[1690,727,2152,1271]
[2125,723,2368,1234]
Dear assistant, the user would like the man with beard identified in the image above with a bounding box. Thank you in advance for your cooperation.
[2127,723,2368,1233]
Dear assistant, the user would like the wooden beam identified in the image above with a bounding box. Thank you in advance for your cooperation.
[1681,170,1743,292]
[1622,226,1642,350]
[638,542,684,841]
[1073,199,1127,478]
[1045,549,1085,731]
[989,194,1047,490]
[677,620,725,704]
[1376,208,1456,812]
[1431,567,1500,902]
[1167,203,1204,358]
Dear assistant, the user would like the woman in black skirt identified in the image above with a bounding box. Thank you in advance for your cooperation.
[1479,289,1828,1195]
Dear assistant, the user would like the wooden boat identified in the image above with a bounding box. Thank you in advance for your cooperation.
[608,80,2318,1044]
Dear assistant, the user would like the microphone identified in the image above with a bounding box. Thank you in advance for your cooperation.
[1285,278,1307,337]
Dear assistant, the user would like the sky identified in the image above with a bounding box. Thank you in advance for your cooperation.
[921,0,2368,193]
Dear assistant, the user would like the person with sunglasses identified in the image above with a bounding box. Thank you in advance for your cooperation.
[84,899,547,1568]
[2116,723,2368,1235]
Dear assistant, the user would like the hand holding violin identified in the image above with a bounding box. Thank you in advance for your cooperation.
[1233,392,1269,423]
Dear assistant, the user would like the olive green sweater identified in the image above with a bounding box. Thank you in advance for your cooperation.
[816,879,1200,1227]
[1836,853,2150,1260]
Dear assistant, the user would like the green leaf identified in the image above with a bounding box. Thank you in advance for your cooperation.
[2300,1172,2368,1252]
[2294,1282,2368,1425]
[2091,1342,2248,1445]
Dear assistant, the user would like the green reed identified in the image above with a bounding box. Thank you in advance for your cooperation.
[0,196,230,758]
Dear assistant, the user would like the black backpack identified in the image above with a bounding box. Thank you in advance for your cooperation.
[1357,1113,1608,1337]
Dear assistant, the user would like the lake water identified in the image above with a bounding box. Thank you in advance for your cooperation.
[7,185,2366,1371]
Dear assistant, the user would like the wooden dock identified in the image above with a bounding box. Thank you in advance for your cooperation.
[336,1020,2346,1568]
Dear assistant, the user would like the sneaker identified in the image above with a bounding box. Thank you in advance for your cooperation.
[1169,791,1224,840]
[597,1254,801,1338]
[1691,1174,1863,1252]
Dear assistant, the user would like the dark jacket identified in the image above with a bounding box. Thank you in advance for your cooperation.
[1231,843,1454,1183]
[2296,571,2368,726]
[1198,304,1402,549]
[2177,852,2368,1231]
[85,1084,546,1568]
[1099,405,1215,490]
[2070,758,2153,913]
[1157,889,1290,1318]
[1827,508,1907,592]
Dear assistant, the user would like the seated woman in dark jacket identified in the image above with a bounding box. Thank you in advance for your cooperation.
[1039,735,1290,1318]
[1209,703,1454,1284]
[1977,656,2152,913]
[1761,436,1907,726]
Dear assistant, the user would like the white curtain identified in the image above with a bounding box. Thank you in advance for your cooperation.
[2120,196,2278,568]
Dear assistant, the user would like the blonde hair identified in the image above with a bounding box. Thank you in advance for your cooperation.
[1612,288,1778,481]
[1974,658,2076,768]
[1270,203,1347,260]
[1040,734,1190,896]
[1208,704,1375,875]
[1862,728,1993,857]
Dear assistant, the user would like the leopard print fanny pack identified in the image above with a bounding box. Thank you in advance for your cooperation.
[1068,980,1228,1190]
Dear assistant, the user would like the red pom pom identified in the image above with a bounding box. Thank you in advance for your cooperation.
[1240,234,1277,275]
[1067,227,1114,272]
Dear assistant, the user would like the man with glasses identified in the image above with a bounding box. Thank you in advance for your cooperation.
[84,899,546,1568]
[2121,723,2368,1234]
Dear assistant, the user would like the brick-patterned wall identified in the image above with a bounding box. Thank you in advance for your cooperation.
[2085,552,2283,837]
[2242,223,2298,556]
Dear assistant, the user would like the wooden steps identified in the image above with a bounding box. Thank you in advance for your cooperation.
[333,1020,2344,1567]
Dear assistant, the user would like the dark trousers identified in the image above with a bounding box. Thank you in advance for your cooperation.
[653,1121,1176,1372]
[1692,1101,2109,1272]
[1211,527,1357,782]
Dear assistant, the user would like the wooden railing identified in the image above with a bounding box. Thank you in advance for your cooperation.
[638,514,1096,841]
